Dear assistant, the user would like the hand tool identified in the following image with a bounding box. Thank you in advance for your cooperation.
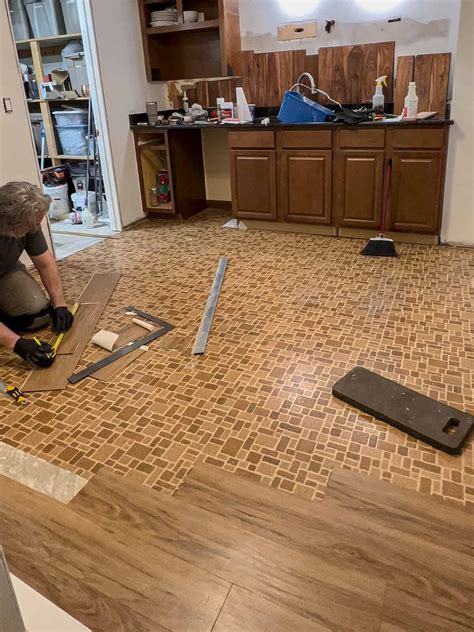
[0,380,28,406]
[50,303,80,355]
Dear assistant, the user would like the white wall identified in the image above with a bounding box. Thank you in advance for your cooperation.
[89,0,168,227]
[240,0,461,95]
[1,0,52,254]
[441,0,474,246]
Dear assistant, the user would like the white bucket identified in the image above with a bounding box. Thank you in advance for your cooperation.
[44,183,70,219]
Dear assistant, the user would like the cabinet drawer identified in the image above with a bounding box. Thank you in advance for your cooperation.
[228,131,275,149]
[277,130,332,149]
[338,129,385,148]
[389,128,445,149]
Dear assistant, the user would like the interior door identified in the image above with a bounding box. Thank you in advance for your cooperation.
[0,0,52,252]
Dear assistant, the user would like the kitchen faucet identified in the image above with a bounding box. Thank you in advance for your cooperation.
[295,72,316,94]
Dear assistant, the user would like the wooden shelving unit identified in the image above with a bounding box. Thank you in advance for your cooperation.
[138,0,241,81]
[15,32,89,167]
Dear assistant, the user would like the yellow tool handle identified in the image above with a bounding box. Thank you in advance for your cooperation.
[51,303,80,354]
[5,385,28,406]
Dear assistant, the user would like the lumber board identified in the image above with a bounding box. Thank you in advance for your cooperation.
[22,273,121,392]
[361,44,378,103]
[241,50,256,104]
[278,50,294,100]
[266,51,281,106]
[394,55,415,115]
[91,348,146,383]
[317,47,334,105]
[255,53,268,107]
[376,41,395,102]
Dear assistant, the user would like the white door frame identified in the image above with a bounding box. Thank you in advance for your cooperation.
[77,0,123,232]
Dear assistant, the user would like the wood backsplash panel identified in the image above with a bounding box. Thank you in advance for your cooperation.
[394,55,415,114]
[279,51,294,100]
[266,52,282,106]
[376,41,395,102]
[346,45,365,103]
[317,47,334,104]
[414,54,433,111]
[255,53,269,107]
[241,50,256,103]
[428,53,451,117]
[361,44,378,102]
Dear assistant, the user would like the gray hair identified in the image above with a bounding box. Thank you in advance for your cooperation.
[0,181,51,237]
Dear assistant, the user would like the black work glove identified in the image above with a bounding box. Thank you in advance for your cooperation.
[51,306,74,333]
[14,338,55,368]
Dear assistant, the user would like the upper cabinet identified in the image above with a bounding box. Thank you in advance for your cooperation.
[138,0,242,81]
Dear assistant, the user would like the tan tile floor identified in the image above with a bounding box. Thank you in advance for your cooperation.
[0,211,473,505]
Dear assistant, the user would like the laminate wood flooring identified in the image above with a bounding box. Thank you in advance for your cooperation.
[69,470,385,632]
[0,474,230,632]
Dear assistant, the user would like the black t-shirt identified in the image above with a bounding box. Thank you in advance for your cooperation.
[0,230,48,276]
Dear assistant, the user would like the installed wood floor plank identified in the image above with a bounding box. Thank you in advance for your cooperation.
[69,470,385,632]
[0,474,230,632]
[324,468,473,629]
[176,463,472,625]
[213,585,325,632]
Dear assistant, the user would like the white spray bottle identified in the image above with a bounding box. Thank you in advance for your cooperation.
[372,75,388,115]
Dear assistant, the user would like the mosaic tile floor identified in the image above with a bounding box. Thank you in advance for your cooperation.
[1,211,473,505]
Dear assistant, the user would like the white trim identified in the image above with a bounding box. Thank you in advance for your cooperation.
[77,0,123,232]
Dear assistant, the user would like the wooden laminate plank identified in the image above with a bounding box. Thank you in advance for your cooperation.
[196,81,209,108]
[22,273,121,392]
[255,52,269,106]
[56,303,98,355]
[305,53,319,100]
[394,55,415,115]
[414,54,434,112]
[241,50,256,104]
[91,348,146,383]
[266,52,281,106]
[0,474,230,632]
[376,41,395,102]
[207,80,221,110]
[291,49,306,86]
[176,463,473,628]
[114,323,148,349]
[22,303,103,392]
[383,586,472,632]
[361,43,378,103]
[213,585,324,632]
[79,272,122,304]
[317,46,334,105]
[346,44,364,103]
[429,53,451,117]
[332,45,349,104]
[278,50,294,100]
[69,470,385,631]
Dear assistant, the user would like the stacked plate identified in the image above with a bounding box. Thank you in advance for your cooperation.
[150,7,178,27]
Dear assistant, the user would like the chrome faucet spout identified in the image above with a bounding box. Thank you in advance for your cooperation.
[296,72,316,94]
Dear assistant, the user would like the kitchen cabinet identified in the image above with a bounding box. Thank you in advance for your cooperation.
[334,150,385,229]
[279,150,332,224]
[388,151,444,233]
[230,150,277,220]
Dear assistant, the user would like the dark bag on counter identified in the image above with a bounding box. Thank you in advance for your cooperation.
[329,107,372,125]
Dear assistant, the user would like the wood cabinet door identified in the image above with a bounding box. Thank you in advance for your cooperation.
[388,151,444,233]
[335,150,385,229]
[230,150,277,220]
[279,150,332,224]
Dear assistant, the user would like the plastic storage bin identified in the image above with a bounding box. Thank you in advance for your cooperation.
[24,0,65,38]
[60,0,80,33]
[53,109,87,125]
[278,91,333,124]
[9,0,31,40]
[30,113,49,155]
[56,124,89,156]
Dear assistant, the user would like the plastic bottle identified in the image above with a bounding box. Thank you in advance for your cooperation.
[404,82,419,120]
[216,97,225,122]
[372,75,387,115]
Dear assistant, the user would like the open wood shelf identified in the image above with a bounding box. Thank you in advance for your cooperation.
[28,97,89,103]
[146,19,220,35]
[15,32,82,51]
[147,202,173,212]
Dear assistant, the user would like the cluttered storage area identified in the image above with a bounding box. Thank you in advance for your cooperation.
[10,0,116,258]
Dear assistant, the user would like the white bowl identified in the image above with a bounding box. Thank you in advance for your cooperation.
[183,10,199,23]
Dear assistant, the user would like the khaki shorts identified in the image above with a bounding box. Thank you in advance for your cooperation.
[0,262,50,331]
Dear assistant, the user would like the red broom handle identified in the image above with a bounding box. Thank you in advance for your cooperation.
[380,158,392,236]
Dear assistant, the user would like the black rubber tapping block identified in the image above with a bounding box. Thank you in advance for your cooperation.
[332,367,473,455]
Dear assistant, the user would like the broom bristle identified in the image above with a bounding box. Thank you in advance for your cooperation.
[361,237,398,257]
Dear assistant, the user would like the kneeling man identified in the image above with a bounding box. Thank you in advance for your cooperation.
[0,182,74,368]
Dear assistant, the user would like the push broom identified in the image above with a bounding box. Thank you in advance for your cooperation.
[361,158,397,257]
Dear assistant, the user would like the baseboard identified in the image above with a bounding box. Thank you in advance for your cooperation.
[338,227,440,245]
[242,220,337,236]
[206,200,232,211]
